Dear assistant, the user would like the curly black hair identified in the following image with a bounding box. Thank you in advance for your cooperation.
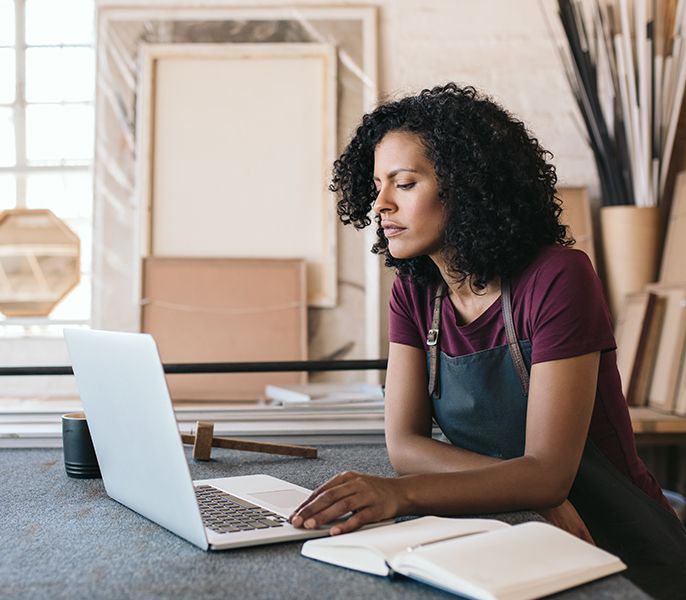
[330,83,573,289]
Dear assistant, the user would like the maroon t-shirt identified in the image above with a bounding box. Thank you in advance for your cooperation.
[389,244,671,512]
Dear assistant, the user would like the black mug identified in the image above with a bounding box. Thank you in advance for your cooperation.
[62,412,101,479]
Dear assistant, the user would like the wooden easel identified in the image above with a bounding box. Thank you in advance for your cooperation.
[180,421,317,461]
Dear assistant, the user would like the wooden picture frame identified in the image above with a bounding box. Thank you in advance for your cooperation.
[0,209,80,317]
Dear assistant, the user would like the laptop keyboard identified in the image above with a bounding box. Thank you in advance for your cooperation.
[194,485,287,534]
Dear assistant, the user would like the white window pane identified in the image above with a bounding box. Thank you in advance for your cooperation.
[47,275,91,321]
[0,107,15,166]
[0,49,14,104]
[0,174,16,210]
[0,1,14,46]
[26,47,94,103]
[26,171,92,219]
[26,0,94,46]
[26,104,94,163]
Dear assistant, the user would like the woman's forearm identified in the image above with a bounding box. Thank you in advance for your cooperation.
[396,455,569,516]
[387,433,501,475]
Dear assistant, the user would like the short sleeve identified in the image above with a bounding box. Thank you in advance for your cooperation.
[529,250,616,364]
[388,276,425,349]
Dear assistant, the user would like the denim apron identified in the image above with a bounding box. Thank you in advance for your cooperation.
[427,280,686,599]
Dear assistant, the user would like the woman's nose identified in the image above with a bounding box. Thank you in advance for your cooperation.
[372,186,394,215]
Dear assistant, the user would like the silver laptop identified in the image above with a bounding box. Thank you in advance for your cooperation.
[64,328,330,551]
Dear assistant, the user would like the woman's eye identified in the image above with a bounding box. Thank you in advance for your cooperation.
[397,182,416,190]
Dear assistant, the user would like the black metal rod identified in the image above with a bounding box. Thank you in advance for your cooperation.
[0,359,389,377]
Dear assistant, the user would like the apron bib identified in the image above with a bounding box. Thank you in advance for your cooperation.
[430,341,531,459]
[426,280,686,598]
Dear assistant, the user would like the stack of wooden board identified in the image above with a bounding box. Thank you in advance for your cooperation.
[616,172,686,414]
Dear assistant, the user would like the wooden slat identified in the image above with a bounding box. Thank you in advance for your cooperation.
[630,406,686,433]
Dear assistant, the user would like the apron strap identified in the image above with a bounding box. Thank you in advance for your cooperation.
[501,279,530,395]
[427,279,529,399]
[427,282,446,400]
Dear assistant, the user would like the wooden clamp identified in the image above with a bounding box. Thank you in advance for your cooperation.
[181,421,318,461]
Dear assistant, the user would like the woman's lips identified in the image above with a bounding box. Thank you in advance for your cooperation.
[382,224,406,237]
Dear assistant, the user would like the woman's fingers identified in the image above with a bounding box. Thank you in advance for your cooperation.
[290,471,402,533]
[300,495,360,530]
[537,499,595,545]
[576,522,595,545]
[291,480,360,527]
[290,471,359,518]
[329,507,377,536]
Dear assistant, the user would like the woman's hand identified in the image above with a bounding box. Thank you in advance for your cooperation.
[538,499,595,544]
[289,471,409,535]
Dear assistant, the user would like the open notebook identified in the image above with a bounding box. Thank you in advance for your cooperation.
[301,517,626,600]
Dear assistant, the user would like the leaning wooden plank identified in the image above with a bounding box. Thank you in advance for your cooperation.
[557,187,597,268]
[646,284,686,413]
[615,291,664,406]
[673,342,686,415]
[660,6,686,195]
[659,171,686,282]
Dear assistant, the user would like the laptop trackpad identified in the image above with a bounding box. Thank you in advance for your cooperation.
[247,488,310,510]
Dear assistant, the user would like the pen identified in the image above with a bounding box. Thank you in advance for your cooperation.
[405,530,488,552]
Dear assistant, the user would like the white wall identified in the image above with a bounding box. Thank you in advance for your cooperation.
[379,0,593,192]
[98,0,594,193]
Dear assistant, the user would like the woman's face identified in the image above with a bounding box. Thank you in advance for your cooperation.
[372,131,444,260]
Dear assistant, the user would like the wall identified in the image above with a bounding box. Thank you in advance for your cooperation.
[97,0,596,373]
[98,0,593,186]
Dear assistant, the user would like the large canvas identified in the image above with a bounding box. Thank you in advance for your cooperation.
[138,43,337,307]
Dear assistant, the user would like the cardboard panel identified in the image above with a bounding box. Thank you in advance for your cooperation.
[659,171,686,284]
[557,187,596,269]
[141,258,307,401]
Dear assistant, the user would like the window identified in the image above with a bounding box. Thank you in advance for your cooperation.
[0,0,95,339]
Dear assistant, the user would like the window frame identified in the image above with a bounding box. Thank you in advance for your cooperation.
[0,0,94,399]
[0,0,94,343]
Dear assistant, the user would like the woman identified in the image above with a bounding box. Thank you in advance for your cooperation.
[290,83,686,596]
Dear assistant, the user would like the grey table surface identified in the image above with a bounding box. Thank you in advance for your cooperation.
[0,445,650,600]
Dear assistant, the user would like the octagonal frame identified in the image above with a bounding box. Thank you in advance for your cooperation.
[0,208,81,317]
